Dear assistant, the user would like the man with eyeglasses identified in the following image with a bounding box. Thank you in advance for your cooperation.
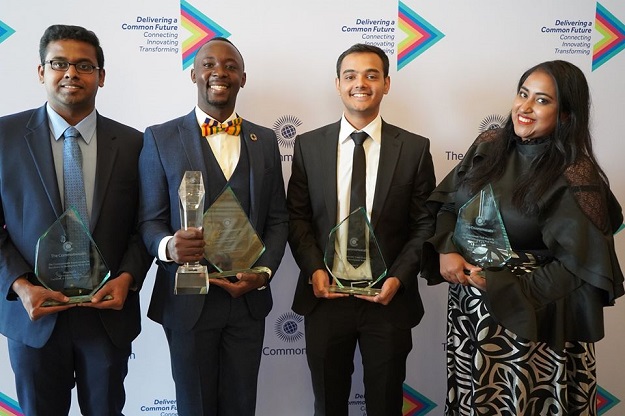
[0,24,152,415]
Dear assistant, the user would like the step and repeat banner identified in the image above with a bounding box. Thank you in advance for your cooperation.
[1,0,624,414]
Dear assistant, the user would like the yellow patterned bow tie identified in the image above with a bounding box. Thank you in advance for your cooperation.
[201,117,243,136]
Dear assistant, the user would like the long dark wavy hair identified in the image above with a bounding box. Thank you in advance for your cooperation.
[463,60,608,215]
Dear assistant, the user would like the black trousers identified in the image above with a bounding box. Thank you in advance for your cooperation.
[304,296,412,416]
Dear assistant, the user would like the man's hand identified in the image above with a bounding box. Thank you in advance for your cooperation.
[355,276,401,305]
[80,272,134,310]
[210,271,268,298]
[311,269,348,299]
[11,277,74,321]
[167,228,205,264]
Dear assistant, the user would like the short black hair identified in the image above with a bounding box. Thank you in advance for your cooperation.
[336,43,389,78]
[194,36,245,70]
[39,24,104,68]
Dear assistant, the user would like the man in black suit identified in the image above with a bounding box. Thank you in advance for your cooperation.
[138,37,288,415]
[0,25,152,415]
[287,44,436,416]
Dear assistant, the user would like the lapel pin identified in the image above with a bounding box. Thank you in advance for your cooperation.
[250,133,258,141]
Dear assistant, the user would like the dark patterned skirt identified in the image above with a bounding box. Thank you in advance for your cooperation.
[444,282,596,416]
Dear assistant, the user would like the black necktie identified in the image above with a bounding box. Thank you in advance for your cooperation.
[347,131,368,268]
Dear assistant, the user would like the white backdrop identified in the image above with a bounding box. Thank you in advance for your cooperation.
[0,1,624,415]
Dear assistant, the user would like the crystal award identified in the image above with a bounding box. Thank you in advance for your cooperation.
[452,184,512,273]
[202,187,266,279]
[35,208,110,306]
[324,207,387,296]
[174,171,209,294]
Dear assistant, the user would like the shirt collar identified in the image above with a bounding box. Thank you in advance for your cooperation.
[47,103,97,144]
[338,114,382,145]
[194,106,238,128]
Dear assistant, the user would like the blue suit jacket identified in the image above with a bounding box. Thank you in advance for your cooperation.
[0,105,152,348]
[138,110,288,331]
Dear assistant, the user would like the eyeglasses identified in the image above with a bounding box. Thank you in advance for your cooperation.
[44,60,101,74]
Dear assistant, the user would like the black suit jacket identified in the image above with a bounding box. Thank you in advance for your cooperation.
[288,120,435,329]
[138,110,288,331]
[0,104,152,348]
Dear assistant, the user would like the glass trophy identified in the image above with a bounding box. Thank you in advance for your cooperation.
[175,171,209,294]
[324,207,387,296]
[202,187,266,279]
[452,184,512,274]
[35,208,110,306]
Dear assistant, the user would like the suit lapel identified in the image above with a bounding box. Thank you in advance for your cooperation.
[322,123,340,224]
[91,114,117,231]
[241,121,264,227]
[24,106,64,219]
[180,111,211,185]
[371,121,401,228]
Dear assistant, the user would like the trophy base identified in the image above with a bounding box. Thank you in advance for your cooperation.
[207,266,268,281]
[41,294,113,307]
[175,265,209,295]
[328,285,381,296]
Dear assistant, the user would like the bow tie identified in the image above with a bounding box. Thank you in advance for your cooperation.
[201,117,243,136]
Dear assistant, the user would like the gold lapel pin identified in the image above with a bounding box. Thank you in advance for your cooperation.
[250,133,258,141]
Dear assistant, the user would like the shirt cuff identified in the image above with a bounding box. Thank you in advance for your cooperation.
[158,236,174,262]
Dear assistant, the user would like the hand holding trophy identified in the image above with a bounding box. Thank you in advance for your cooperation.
[174,171,209,294]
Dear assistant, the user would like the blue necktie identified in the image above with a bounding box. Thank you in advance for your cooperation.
[63,126,91,286]
[63,126,88,223]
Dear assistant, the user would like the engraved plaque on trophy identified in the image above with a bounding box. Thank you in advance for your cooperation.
[452,184,512,273]
[35,208,110,306]
[202,186,266,279]
[324,207,387,296]
[175,171,209,294]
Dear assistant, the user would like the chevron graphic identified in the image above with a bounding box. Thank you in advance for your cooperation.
[597,385,621,415]
[0,20,15,45]
[402,383,437,415]
[592,3,625,71]
[0,392,23,416]
[397,2,444,71]
[180,0,231,70]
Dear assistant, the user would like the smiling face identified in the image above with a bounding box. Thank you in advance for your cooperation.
[38,39,104,124]
[191,39,246,122]
[335,52,390,129]
[511,70,559,141]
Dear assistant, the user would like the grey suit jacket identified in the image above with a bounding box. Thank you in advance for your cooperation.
[138,110,288,331]
[288,120,436,329]
[0,104,152,348]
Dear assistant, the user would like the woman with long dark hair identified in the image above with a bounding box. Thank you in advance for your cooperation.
[422,60,624,415]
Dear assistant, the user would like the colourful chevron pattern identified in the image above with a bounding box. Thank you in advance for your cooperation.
[0,20,15,45]
[402,383,436,415]
[592,3,625,71]
[397,2,444,71]
[180,0,231,70]
[598,385,621,415]
[0,392,22,416]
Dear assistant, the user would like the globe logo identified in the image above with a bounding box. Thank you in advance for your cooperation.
[274,312,304,342]
[273,115,303,148]
[479,114,507,133]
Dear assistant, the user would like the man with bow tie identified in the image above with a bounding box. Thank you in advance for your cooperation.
[138,37,288,416]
